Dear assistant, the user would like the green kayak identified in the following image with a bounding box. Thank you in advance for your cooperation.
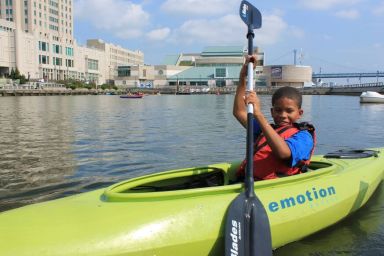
[0,148,383,255]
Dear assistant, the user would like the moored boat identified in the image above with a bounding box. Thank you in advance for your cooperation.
[0,148,383,255]
[120,94,143,99]
[360,91,384,103]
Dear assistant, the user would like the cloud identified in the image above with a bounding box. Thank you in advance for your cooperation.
[147,27,171,41]
[322,34,333,41]
[288,26,305,39]
[298,0,361,10]
[372,2,384,15]
[169,13,288,47]
[161,0,239,16]
[334,9,360,19]
[74,0,150,39]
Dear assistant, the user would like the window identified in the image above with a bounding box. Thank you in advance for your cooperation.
[65,47,73,56]
[87,59,98,70]
[39,41,49,52]
[53,57,62,66]
[39,55,49,64]
[66,59,74,67]
[53,44,61,54]
[216,79,226,87]
[118,67,131,77]
[215,68,227,78]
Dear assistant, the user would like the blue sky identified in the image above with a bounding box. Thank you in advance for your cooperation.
[73,0,384,74]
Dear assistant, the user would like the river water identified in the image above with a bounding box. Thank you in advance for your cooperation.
[0,94,383,255]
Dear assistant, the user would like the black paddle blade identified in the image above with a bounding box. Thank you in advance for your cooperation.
[225,192,272,256]
[239,0,262,29]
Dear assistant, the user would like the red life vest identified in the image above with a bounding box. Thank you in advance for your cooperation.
[236,122,316,180]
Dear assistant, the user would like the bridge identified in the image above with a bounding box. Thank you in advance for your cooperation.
[312,72,384,79]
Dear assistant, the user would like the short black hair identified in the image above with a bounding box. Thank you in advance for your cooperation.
[272,86,302,108]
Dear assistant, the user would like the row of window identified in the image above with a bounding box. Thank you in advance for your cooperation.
[49,16,59,23]
[38,42,74,57]
[38,55,74,67]
[49,24,58,31]
[49,0,59,8]
[0,25,13,32]
[33,19,72,34]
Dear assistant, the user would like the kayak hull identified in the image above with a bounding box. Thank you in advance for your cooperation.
[1,149,384,255]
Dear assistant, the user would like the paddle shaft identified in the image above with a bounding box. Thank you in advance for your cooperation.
[225,3,272,256]
[245,25,255,198]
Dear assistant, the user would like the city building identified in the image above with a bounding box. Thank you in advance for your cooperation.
[86,39,144,84]
[114,46,267,90]
[0,0,143,85]
[263,65,313,88]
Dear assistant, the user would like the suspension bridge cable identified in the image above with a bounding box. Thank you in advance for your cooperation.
[266,50,293,65]
[307,54,371,73]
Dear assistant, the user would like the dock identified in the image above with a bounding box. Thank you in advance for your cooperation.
[1,82,383,97]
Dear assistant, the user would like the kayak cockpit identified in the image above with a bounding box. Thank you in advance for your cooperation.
[103,160,336,201]
[103,149,379,201]
[128,167,226,192]
[103,164,235,201]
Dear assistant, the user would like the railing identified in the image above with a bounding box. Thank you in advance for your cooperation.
[329,82,383,88]
[0,83,66,91]
[312,72,384,79]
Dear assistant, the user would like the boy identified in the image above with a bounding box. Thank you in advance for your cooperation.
[233,56,315,180]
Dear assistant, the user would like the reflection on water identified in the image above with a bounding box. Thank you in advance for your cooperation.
[0,94,384,254]
[275,183,384,256]
[0,97,77,209]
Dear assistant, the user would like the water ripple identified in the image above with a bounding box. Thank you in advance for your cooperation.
[1,95,384,254]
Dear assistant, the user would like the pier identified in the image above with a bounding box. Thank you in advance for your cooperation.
[301,82,384,96]
[1,82,383,97]
[0,86,97,96]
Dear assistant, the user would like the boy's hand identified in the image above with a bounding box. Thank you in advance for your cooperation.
[244,91,261,115]
[240,54,258,78]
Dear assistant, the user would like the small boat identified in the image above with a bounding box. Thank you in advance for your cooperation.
[0,148,383,255]
[360,91,384,103]
[120,93,143,99]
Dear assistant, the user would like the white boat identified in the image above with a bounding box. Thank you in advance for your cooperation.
[360,91,384,103]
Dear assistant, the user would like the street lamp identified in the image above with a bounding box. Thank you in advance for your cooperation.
[377,70,379,84]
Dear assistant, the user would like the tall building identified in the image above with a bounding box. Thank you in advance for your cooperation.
[0,0,144,85]
[0,0,75,81]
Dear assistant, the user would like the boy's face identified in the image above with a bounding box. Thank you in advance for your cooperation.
[270,97,303,126]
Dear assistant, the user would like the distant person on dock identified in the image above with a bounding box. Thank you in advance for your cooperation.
[233,55,316,180]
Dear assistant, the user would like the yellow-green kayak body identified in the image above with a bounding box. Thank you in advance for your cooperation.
[0,149,383,255]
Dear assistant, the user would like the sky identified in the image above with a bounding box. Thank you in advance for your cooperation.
[73,0,384,75]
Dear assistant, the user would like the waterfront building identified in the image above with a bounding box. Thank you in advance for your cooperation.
[263,65,313,88]
[0,0,143,85]
[86,39,144,84]
[114,46,266,90]
[165,46,312,89]
[115,64,190,89]
[167,46,266,88]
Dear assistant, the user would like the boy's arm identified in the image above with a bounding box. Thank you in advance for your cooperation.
[233,64,248,128]
[244,92,292,160]
[254,112,292,160]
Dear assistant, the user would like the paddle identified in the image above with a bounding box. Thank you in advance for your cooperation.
[225,1,272,255]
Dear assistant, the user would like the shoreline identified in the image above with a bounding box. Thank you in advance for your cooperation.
[1,83,383,97]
